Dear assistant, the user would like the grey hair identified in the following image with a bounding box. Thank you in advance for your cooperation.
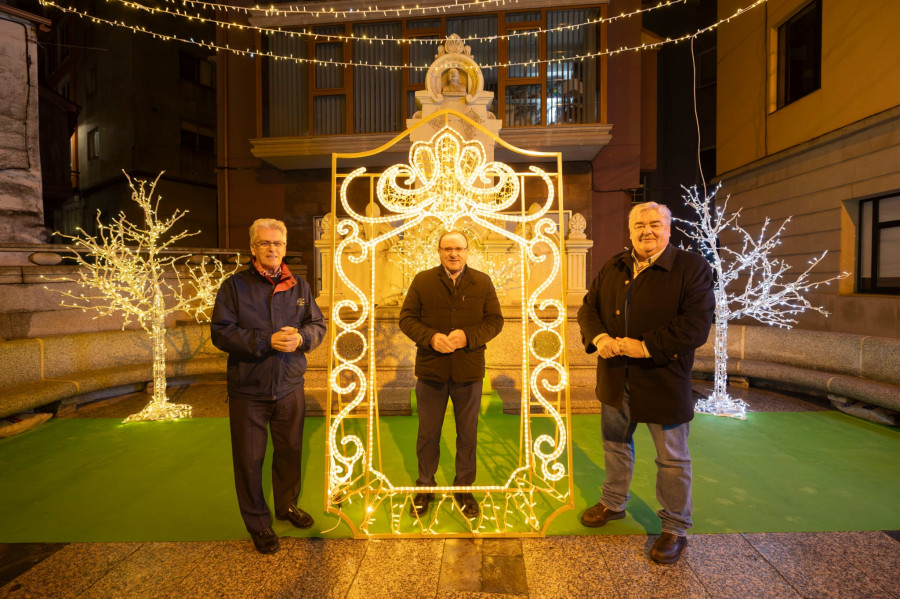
[249,218,287,244]
[628,202,672,228]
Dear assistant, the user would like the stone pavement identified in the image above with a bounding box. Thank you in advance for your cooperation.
[1,382,898,598]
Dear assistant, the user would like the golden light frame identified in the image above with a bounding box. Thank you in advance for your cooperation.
[325,109,573,537]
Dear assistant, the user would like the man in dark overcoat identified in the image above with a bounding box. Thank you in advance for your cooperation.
[399,230,504,519]
[577,202,714,564]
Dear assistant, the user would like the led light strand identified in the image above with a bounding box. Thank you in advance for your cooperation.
[177,0,682,22]
[38,0,767,70]
[109,0,688,46]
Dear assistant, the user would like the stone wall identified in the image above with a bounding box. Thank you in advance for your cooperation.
[0,15,45,243]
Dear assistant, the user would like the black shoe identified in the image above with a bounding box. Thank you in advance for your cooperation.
[649,532,688,564]
[454,492,480,518]
[250,527,279,554]
[580,502,626,528]
[276,505,315,529]
[410,492,431,516]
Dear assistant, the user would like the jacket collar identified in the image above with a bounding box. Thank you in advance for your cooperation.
[435,264,472,293]
[616,243,676,272]
[252,259,297,293]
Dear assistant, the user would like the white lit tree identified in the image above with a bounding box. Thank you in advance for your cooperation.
[678,184,848,419]
[45,171,239,423]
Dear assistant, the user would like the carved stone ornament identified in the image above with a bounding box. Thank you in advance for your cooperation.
[568,212,587,239]
[424,34,485,104]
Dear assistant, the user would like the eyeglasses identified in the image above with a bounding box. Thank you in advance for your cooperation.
[439,246,468,254]
[254,241,285,249]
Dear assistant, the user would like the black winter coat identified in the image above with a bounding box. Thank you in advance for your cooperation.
[211,262,326,401]
[399,265,504,384]
[577,244,714,424]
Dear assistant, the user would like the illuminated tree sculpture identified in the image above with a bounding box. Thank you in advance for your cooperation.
[678,184,847,419]
[45,171,239,423]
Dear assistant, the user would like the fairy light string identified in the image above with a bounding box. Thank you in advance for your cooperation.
[108,0,687,45]
[38,0,768,70]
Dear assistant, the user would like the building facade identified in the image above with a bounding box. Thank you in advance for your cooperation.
[216,0,653,281]
[716,0,900,337]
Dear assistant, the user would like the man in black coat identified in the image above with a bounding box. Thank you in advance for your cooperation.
[577,202,714,564]
[399,230,504,519]
[211,218,326,554]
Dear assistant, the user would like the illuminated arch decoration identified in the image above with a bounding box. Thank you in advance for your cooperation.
[325,109,573,537]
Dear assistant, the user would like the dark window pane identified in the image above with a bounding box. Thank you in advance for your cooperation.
[505,84,541,127]
[546,9,599,124]
[314,95,346,134]
[777,0,821,108]
[353,21,403,133]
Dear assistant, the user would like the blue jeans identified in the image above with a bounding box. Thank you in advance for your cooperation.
[599,390,693,536]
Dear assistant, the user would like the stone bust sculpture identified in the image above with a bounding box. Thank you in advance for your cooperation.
[442,68,467,94]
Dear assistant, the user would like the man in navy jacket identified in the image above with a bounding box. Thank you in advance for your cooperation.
[211,218,326,554]
[577,202,714,564]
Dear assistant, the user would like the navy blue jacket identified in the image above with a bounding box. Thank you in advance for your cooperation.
[577,244,714,424]
[211,261,326,401]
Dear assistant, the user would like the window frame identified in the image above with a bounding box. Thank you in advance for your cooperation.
[262,5,604,137]
[775,0,822,110]
[858,192,900,295]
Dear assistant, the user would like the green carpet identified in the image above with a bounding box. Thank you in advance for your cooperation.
[0,409,898,542]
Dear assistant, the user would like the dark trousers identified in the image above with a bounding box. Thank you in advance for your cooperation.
[415,378,481,487]
[228,386,306,533]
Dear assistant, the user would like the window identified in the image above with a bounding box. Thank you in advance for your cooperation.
[776,0,821,109]
[179,52,215,88]
[87,128,100,160]
[262,8,601,137]
[181,122,215,153]
[859,193,900,294]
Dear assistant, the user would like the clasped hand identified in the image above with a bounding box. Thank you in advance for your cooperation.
[431,329,467,354]
[598,336,645,359]
[271,326,302,352]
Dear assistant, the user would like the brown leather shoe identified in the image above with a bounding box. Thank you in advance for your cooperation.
[276,505,314,529]
[649,532,687,564]
[580,502,625,528]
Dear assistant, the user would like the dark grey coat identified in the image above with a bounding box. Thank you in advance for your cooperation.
[577,244,714,424]
[399,265,504,384]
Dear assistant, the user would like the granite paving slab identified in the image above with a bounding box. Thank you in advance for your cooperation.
[345,538,444,599]
[743,532,898,599]
[520,536,619,599]
[684,534,800,598]
[596,535,710,598]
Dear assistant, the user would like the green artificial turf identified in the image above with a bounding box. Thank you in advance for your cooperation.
[1,405,898,542]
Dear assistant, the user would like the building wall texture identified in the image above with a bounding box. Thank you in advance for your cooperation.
[716,0,900,337]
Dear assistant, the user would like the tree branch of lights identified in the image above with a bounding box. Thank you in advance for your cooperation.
[43,171,239,423]
[677,184,848,420]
